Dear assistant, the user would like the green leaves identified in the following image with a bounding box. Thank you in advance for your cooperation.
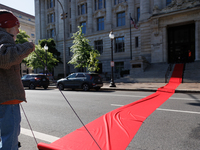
[69,26,100,72]
[15,29,30,44]
[24,45,59,72]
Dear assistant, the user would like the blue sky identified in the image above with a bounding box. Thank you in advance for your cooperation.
[0,0,35,16]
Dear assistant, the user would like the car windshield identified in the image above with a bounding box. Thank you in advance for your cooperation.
[67,73,76,79]
[21,75,28,79]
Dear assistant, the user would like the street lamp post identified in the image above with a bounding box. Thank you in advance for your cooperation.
[109,31,116,87]
[57,0,67,77]
[44,44,48,76]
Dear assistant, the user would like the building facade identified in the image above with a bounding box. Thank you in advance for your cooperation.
[35,0,200,77]
[0,3,36,76]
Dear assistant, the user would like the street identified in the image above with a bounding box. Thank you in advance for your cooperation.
[19,89,200,150]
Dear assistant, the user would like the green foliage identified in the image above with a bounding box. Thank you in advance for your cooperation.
[39,38,62,66]
[69,26,100,72]
[15,29,30,44]
[24,45,59,72]
[15,29,30,63]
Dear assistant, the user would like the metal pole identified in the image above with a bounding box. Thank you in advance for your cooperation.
[57,0,66,77]
[130,13,132,60]
[46,49,47,76]
[109,38,116,87]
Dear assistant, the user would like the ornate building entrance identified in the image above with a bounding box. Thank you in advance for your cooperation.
[168,23,195,63]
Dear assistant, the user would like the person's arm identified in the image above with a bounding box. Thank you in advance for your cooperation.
[0,32,34,69]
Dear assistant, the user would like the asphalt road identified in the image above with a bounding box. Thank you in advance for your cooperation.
[18,89,200,150]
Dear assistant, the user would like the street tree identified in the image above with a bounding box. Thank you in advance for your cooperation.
[69,26,100,72]
[15,29,30,44]
[24,45,59,72]
[39,38,62,66]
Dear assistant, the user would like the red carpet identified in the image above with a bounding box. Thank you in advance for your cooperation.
[38,64,184,150]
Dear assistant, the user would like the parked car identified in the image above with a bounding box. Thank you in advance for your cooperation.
[57,72,103,91]
[21,74,49,89]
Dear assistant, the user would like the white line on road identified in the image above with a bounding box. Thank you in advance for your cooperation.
[156,108,200,114]
[21,128,60,143]
[111,104,124,107]
[111,104,200,115]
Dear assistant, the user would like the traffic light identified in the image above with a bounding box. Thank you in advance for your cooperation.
[61,12,68,19]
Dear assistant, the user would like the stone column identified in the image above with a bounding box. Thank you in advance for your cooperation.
[35,0,41,44]
[195,20,200,60]
[140,0,150,21]
[71,0,76,33]
[87,0,93,34]
[128,0,135,18]
[106,0,112,30]
[40,0,46,39]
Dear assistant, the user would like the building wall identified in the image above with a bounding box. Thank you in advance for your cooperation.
[35,0,200,77]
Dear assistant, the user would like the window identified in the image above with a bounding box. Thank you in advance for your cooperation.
[48,29,55,38]
[137,7,140,22]
[78,6,80,15]
[97,17,104,31]
[68,47,71,56]
[81,4,85,15]
[95,0,105,10]
[98,0,103,9]
[76,73,85,77]
[95,40,103,54]
[114,0,126,5]
[70,24,72,33]
[70,8,71,18]
[48,13,55,23]
[50,13,54,23]
[166,0,171,5]
[81,22,86,34]
[50,29,55,37]
[117,12,125,27]
[95,0,97,10]
[68,73,76,79]
[115,37,125,52]
[135,37,138,48]
[47,0,55,9]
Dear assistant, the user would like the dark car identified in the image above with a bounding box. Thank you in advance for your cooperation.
[57,72,103,91]
[21,74,49,89]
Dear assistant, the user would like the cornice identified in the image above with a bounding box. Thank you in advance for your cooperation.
[153,0,200,15]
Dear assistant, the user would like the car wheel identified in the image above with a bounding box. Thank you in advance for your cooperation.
[43,86,48,89]
[29,83,35,89]
[82,83,89,91]
[58,83,64,90]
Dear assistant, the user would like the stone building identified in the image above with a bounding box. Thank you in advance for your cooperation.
[0,3,36,76]
[34,0,200,78]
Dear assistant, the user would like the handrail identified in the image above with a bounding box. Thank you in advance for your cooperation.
[165,63,173,83]
[182,63,186,83]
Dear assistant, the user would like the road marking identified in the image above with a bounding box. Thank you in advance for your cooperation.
[21,128,60,143]
[111,104,124,107]
[111,104,200,115]
[156,108,200,114]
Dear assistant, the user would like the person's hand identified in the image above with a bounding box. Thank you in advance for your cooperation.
[30,42,35,51]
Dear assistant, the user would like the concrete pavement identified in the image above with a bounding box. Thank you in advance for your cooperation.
[49,82,200,93]
[101,82,200,93]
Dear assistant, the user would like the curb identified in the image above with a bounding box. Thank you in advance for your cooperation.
[48,86,200,93]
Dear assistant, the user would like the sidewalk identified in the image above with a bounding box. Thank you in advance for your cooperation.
[101,82,200,93]
[49,82,200,93]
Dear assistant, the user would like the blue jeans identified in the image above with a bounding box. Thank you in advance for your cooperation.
[0,104,21,150]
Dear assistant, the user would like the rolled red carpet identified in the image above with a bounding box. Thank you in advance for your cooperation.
[38,64,184,150]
